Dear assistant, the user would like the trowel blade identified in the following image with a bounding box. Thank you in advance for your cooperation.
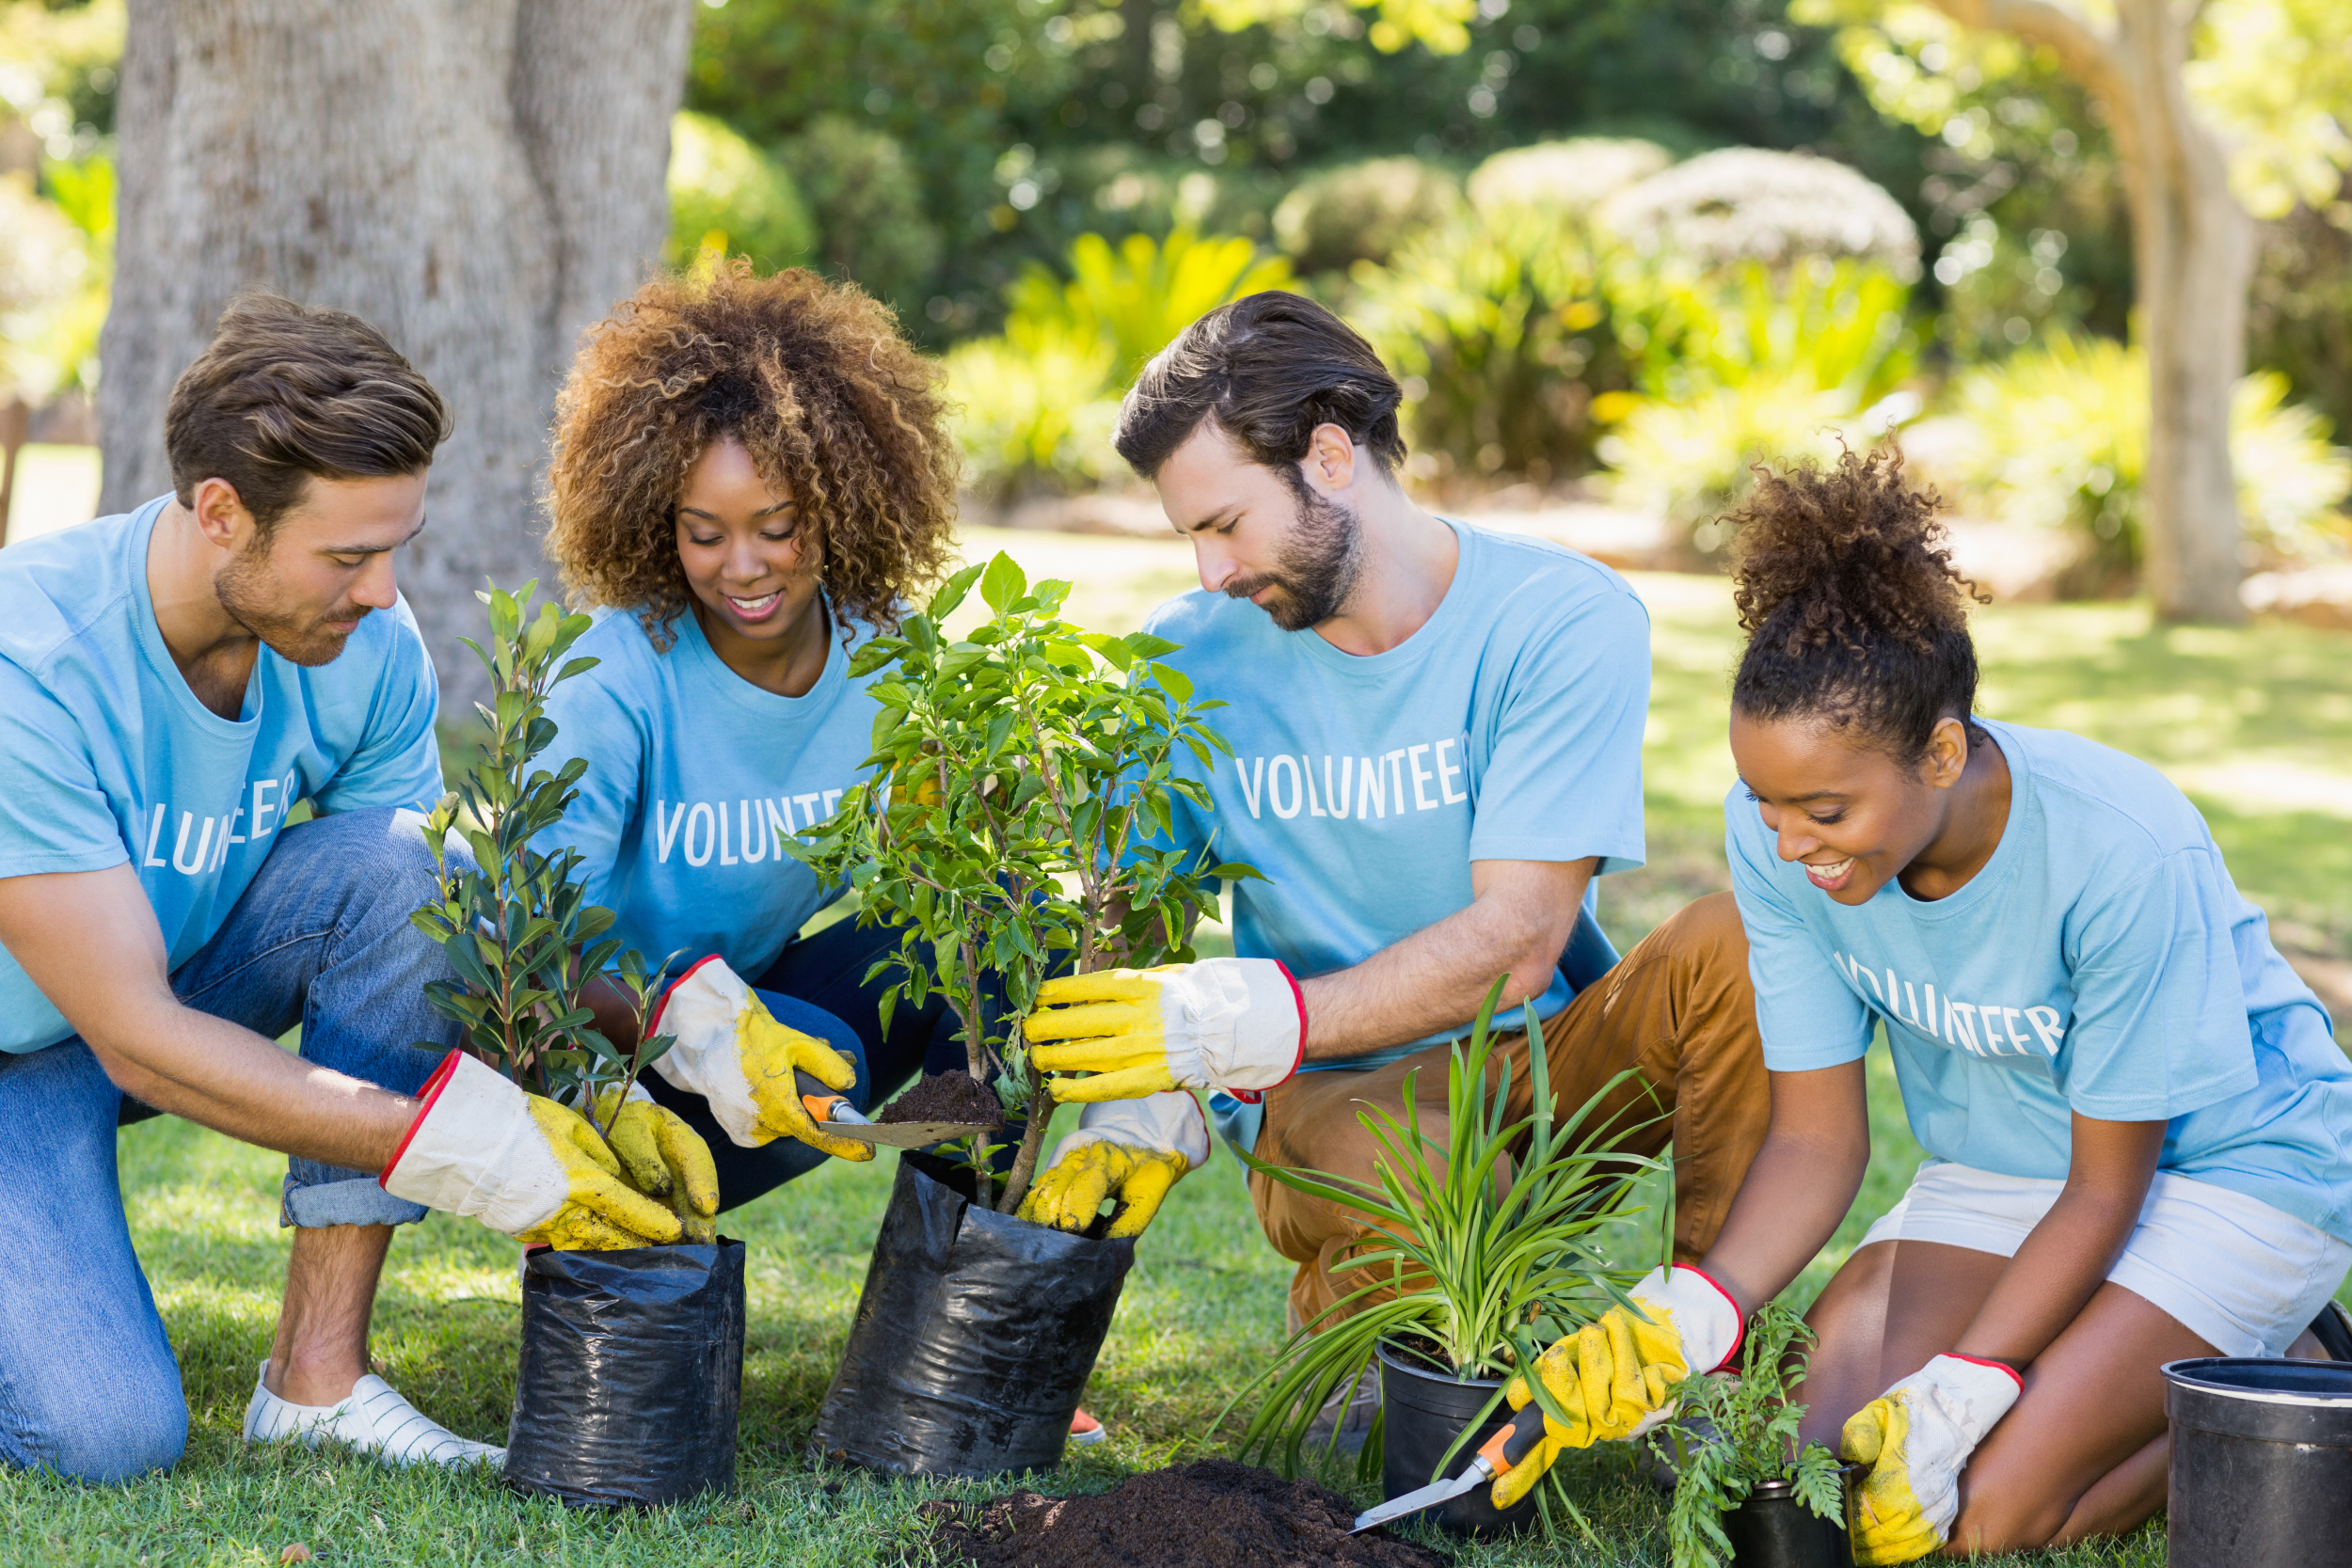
[1348,1465,1487,1534]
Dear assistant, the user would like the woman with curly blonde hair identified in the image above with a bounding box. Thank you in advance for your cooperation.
[531,263,997,1218]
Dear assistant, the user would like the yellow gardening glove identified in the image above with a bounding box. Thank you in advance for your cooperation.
[1015,1092,1210,1239]
[1489,1265,1743,1510]
[592,1087,722,1244]
[382,1053,684,1250]
[646,957,872,1162]
[1841,1354,2022,1564]
[1024,958,1304,1102]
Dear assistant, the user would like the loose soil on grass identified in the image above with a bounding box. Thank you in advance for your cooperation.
[919,1458,1449,1567]
[879,1069,1005,1130]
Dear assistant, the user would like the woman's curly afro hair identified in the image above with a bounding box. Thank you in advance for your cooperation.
[1727,446,1990,767]
[545,261,958,645]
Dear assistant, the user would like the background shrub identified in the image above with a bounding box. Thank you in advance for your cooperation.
[1271,156,1464,276]
[776,115,943,318]
[664,111,817,277]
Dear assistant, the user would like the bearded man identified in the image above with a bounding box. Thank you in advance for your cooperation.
[0,295,702,1483]
[1013,293,1774,1443]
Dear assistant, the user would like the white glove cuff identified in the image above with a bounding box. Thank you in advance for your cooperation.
[1053,1090,1212,1172]
[646,955,766,1147]
[1630,1263,1745,1374]
[380,1052,564,1237]
[1161,958,1306,1100]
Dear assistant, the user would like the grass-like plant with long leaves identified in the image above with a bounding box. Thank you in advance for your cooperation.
[1660,1299,1847,1568]
[1220,979,1663,1529]
[788,551,1254,1215]
[408,582,678,1148]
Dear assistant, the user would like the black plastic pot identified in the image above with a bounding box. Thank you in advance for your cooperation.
[503,1238,745,1509]
[2164,1355,2352,1568]
[812,1150,1136,1479]
[1375,1342,1540,1536]
[1722,1474,1854,1568]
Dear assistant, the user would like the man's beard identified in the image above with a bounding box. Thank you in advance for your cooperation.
[1224,483,1361,632]
[215,541,367,668]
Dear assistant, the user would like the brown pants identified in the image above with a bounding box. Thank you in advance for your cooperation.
[1248,892,1771,1329]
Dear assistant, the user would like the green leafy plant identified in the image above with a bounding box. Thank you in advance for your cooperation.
[408,583,676,1144]
[1661,1299,1847,1568]
[788,551,1254,1214]
[1221,981,1661,1530]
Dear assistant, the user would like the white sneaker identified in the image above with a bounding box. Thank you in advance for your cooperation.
[243,1361,504,1468]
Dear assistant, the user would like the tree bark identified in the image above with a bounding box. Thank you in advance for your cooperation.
[1922,0,2252,623]
[98,0,694,705]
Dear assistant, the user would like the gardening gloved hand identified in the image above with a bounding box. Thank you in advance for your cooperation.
[645,956,872,1162]
[1024,958,1306,1103]
[1489,1264,1743,1510]
[1842,1354,2023,1564]
[381,1051,682,1249]
[590,1085,721,1244]
[1018,1090,1211,1238]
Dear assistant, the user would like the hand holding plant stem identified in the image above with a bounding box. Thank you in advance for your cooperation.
[787,551,1255,1214]
[407,581,681,1144]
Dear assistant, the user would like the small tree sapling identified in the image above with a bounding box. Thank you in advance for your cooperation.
[787,551,1253,1214]
[408,583,682,1161]
[1660,1299,1847,1568]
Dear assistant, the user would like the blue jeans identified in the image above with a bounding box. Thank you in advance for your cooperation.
[0,808,461,1482]
[641,911,1017,1210]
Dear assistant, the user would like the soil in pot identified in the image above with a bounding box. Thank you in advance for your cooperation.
[812,1150,1132,1479]
[503,1238,745,1508]
[919,1457,1449,1568]
[1721,1477,1852,1568]
[1376,1342,1538,1536]
[877,1069,1005,1129]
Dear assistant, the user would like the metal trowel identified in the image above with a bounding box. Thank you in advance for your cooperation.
[1350,1402,1551,1533]
[795,1070,998,1148]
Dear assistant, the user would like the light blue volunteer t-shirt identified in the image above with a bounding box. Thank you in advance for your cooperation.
[1144,519,1651,1150]
[532,602,881,985]
[0,497,444,1053]
[1730,717,2352,1242]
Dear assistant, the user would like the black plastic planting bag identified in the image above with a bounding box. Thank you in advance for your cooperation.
[813,1152,1136,1479]
[503,1238,745,1508]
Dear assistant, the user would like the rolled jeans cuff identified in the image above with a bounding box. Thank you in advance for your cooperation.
[280,1162,428,1228]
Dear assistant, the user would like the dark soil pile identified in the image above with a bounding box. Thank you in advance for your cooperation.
[879,1069,1005,1130]
[918,1458,1449,1568]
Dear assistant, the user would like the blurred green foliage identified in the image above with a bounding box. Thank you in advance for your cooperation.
[1947,334,2352,593]
[773,114,942,317]
[664,111,815,276]
[1271,154,1462,275]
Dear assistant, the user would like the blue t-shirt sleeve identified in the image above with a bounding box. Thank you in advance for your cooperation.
[0,660,131,878]
[2058,847,2261,1121]
[1726,789,1871,1072]
[310,610,444,816]
[1465,586,1648,871]
[532,669,644,913]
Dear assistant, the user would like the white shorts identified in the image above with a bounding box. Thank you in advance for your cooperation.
[1860,1161,2352,1358]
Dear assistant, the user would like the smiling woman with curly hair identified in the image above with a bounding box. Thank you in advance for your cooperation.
[546,261,956,647]
[526,268,1089,1340]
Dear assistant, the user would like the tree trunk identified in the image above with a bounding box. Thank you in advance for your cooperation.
[1922,0,2251,623]
[97,0,693,707]
[2112,0,2252,623]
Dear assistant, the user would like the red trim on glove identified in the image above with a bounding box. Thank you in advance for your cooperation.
[646,953,724,1037]
[1229,962,1310,1106]
[1944,1353,2026,1390]
[1675,1263,1747,1372]
[379,1051,462,1188]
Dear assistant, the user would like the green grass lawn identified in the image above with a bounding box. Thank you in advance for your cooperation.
[10,533,2346,1565]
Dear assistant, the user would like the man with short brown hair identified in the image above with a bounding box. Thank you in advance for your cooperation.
[0,295,684,1482]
